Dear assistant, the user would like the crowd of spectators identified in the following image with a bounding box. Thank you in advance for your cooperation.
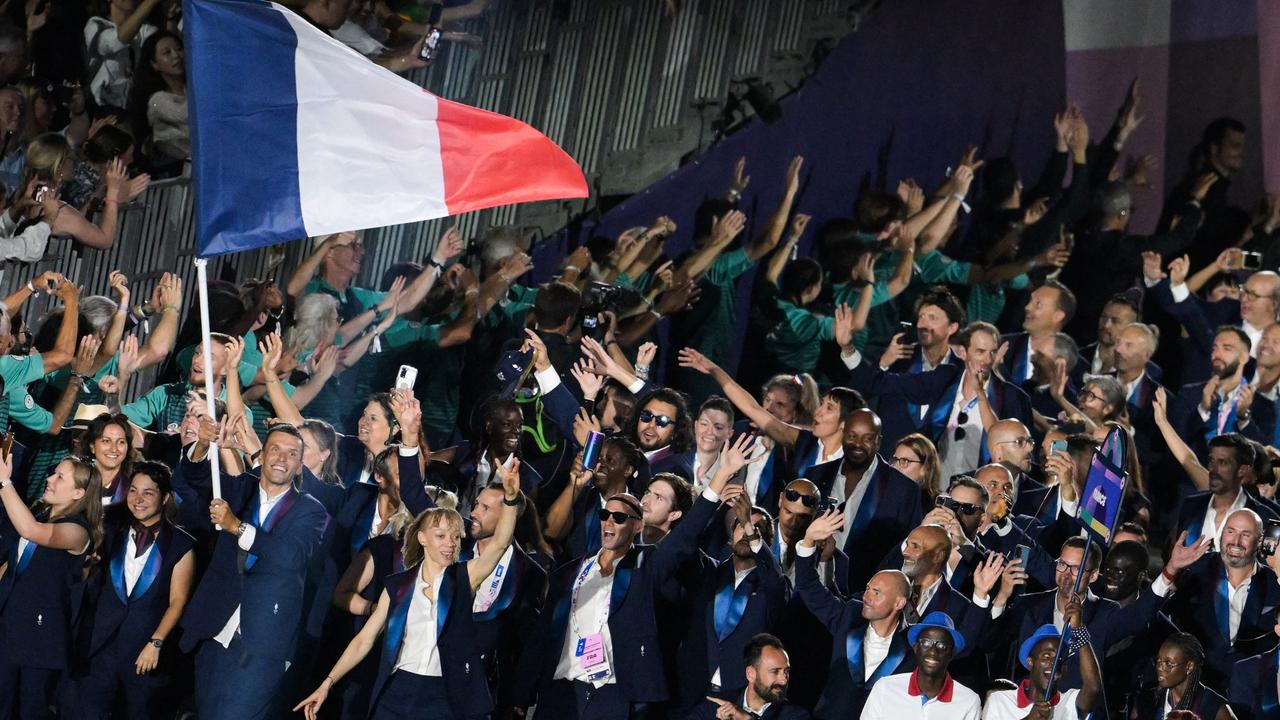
[1,2,1280,720]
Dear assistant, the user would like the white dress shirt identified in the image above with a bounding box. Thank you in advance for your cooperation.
[864,623,896,680]
[394,567,445,676]
[213,485,288,648]
[938,372,984,482]
[742,437,775,503]
[124,529,158,595]
[472,544,515,613]
[1201,488,1249,549]
[554,554,618,687]
[831,456,878,549]
[1224,565,1257,642]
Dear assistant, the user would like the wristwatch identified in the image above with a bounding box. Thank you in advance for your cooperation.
[149,638,164,649]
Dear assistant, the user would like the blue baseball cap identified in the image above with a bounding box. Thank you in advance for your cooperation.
[1018,624,1062,669]
[907,611,965,654]
[495,347,534,397]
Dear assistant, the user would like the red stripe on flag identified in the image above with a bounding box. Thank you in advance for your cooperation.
[435,96,588,215]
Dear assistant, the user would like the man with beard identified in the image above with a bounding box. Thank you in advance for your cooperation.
[544,435,644,560]
[1000,280,1077,388]
[1173,433,1277,546]
[983,614,1101,720]
[1171,327,1270,457]
[896,524,996,648]
[981,419,1046,517]
[673,451,786,718]
[883,286,964,375]
[819,408,924,592]
[840,322,1032,470]
[623,387,696,482]
[703,635,810,720]
[860,612,982,719]
[1163,509,1280,690]
[795,510,913,717]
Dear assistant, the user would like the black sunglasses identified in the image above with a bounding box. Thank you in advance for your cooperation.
[953,411,970,441]
[935,495,983,516]
[783,488,818,508]
[638,410,675,428]
[597,508,641,524]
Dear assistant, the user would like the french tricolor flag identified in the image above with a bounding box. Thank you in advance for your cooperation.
[183,0,588,257]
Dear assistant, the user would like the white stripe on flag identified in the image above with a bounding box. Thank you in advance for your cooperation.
[1061,0,1171,52]
[278,7,449,236]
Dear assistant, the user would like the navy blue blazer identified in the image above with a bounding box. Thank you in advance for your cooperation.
[83,521,195,662]
[0,514,91,669]
[997,585,1165,688]
[1163,554,1280,687]
[460,538,547,670]
[1171,380,1269,461]
[1228,646,1280,720]
[1150,278,1244,386]
[803,457,924,593]
[173,455,327,660]
[845,357,1033,451]
[999,331,1035,387]
[671,542,788,711]
[1175,491,1279,546]
[512,494,718,706]
[1075,343,1162,385]
[371,562,491,717]
[793,551,912,719]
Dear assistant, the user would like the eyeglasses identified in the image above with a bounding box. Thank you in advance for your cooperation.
[935,495,983,516]
[1054,559,1083,573]
[1079,389,1105,405]
[597,509,641,524]
[915,638,954,652]
[783,488,818,507]
[891,455,923,468]
[953,412,970,440]
[997,436,1035,448]
[638,410,675,428]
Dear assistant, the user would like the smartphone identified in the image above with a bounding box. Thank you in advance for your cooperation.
[418,4,443,62]
[1242,251,1264,271]
[46,278,56,292]
[1050,439,1067,456]
[395,364,418,390]
[582,431,605,471]
[33,184,50,202]
[897,321,918,345]
[1014,543,1031,568]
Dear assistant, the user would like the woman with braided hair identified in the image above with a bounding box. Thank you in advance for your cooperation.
[1132,632,1236,719]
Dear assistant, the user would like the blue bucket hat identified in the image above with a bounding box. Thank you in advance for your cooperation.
[906,611,966,654]
[1018,624,1063,669]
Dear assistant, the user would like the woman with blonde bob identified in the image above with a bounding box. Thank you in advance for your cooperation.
[296,457,523,720]
[21,132,148,250]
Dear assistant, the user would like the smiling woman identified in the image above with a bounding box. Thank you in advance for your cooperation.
[80,412,136,504]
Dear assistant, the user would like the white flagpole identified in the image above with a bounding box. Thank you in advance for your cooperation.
[194,258,222,500]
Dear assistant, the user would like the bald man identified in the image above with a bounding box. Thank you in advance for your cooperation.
[1164,508,1280,689]
[794,510,915,718]
[808,408,925,593]
[980,419,1051,518]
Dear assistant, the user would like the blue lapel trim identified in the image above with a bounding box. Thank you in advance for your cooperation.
[109,538,128,604]
[436,566,453,639]
[847,464,888,540]
[846,626,907,686]
[757,450,778,502]
[351,492,377,557]
[473,550,522,621]
[245,488,300,570]
[383,570,416,657]
[13,537,35,575]
[712,568,753,641]
[131,531,165,601]
[610,565,632,614]
[928,378,962,441]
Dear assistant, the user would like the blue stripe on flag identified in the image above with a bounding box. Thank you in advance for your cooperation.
[185,0,305,256]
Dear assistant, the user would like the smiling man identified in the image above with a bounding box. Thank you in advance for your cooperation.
[625,387,695,482]
[860,611,981,719]
[172,422,327,720]
[983,614,1101,719]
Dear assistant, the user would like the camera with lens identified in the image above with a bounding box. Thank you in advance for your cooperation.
[580,282,633,341]
[1261,519,1280,558]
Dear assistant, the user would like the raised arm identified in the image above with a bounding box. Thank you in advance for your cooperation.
[543,467,590,543]
[286,234,339,299]
[746,156,803,262]
[41,279,80,372]
[45,336,100,436]
[96,270,130,370]
[763,214,810,286]
[1064,600,1102,713]
[677,346,800,446]
[467,457,523,593]
[677,210,745,280]
[0,452,90,553]
[135,273,183,369]
[396,226,465,316]
[1153,387,1209,490]
[116,0,163,43]
[258,333,305,426]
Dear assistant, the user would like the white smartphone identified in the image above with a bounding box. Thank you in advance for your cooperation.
[395,364,419,390]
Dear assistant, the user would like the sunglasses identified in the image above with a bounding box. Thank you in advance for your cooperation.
[783,488,818,507]
[638,410,675,428]
[935,495,983,516]
[953,412,970,440]
[597,508,641,524]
